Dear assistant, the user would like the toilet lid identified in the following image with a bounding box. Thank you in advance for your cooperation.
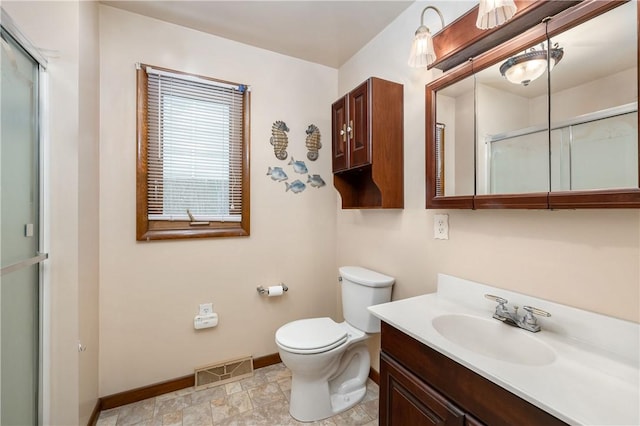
[276,318,348,354]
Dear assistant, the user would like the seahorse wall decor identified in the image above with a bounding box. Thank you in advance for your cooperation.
[305,124,322,161]
[270,120,289,160]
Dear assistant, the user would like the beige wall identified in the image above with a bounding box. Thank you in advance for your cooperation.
[2,1,100,424]
[98,5,339,396]
[338,0,640,370]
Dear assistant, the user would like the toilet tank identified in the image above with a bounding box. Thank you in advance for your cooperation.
[339,266,395,333]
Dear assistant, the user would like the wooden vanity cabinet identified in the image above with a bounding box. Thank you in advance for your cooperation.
[331,77,403,209]
[379,322,567,426]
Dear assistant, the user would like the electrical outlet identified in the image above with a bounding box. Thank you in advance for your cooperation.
[434,214,449,240]
[199,303,213,316]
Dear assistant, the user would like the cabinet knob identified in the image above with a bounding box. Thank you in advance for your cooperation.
[348,120,354,140]
[341,124,347,142]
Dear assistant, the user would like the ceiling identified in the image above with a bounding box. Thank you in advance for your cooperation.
[101,0,414,68]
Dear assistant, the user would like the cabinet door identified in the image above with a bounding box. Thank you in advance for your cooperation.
[380,353,466,426]
[332,96,348,172]
[348,81,371,168]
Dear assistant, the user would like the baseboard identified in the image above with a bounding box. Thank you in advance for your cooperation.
[94,353,282,416]
[100,374,194,411]
[252,352,281,369]
[368,367,379,385]
[87,400,101,426]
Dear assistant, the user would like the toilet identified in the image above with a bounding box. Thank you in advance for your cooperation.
[275,266,395,422]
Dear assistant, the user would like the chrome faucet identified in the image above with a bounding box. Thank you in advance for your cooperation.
[484,294,551,333]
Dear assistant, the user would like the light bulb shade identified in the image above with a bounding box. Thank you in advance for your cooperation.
[408,27,436,68]
[476,0,517,30]
[499,47,564,86]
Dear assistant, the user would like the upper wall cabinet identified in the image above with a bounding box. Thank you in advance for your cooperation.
[426,0,639,209]
[332,77,404,209]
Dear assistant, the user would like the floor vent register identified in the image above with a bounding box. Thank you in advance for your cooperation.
[194,356,253,390]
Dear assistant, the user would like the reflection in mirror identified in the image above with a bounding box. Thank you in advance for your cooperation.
[549,0,637,192]
[474,42,549,195]
[435,74,475,196]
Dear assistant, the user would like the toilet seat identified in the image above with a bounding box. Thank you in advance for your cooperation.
[276,318,348,354]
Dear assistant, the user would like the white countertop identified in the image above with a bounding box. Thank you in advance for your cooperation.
[368,274,640,426]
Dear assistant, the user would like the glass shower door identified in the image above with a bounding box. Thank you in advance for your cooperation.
[0,27,43,425]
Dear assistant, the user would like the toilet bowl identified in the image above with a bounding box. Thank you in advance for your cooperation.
[275,266,395,422]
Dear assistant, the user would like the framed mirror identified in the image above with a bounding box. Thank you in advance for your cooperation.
[426,0,639,209]
[548,0,638,207]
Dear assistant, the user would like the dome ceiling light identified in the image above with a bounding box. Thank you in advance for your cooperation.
[499,43,564,86]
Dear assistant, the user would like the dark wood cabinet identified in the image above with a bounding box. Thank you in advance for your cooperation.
[332,81,371,172]
[379,322,567,426]
[331,77,403,209]
[381,353,466,426]
[331,95,348,172]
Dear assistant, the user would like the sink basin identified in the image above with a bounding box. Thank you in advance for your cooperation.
[432,314,556,366]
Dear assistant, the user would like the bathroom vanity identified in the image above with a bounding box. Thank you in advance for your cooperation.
[379,323,564,425]
[369,275,639,425]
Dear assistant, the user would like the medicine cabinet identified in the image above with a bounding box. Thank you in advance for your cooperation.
[426,0,639,209]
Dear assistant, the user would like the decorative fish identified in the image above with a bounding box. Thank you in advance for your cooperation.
[285,179,306,194]
[305,124,322,161]
[288,157,308,174]
[307,174,326,188]
[267,166,288,181]
[270,120,289,160]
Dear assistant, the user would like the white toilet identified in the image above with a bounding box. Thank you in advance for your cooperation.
[275,266,395,422]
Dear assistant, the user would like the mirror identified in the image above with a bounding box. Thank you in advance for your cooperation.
[474,43,549,195]
[435,74,475,197]
[427,0,639,208]
[549,1,637,192]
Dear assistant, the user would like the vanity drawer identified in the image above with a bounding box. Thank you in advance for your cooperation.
[380,321,566,426]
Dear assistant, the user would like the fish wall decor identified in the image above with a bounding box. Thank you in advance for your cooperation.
[305,124,322,161]
[270,120,289,160]
[267,166,288,181]
[288,157,308,174]
[307,174,326,188]
[285,179,306,194]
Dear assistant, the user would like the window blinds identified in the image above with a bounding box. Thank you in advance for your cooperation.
[145,67,246,222]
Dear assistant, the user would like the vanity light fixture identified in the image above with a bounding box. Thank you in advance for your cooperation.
[408,6,445,68]
[500,43,564,86]
[476,0,517,29]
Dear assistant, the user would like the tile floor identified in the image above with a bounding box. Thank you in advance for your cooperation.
[96,363,379,426]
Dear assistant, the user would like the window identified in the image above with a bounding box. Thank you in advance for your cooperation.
[136,64,250,240]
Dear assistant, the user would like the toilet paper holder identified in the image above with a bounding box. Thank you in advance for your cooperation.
[257,283,288,296]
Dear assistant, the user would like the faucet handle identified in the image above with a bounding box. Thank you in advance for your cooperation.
[485,294,512,321]
[523,306,551,317]
[519,306,551,332]
[484,294,508,305]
